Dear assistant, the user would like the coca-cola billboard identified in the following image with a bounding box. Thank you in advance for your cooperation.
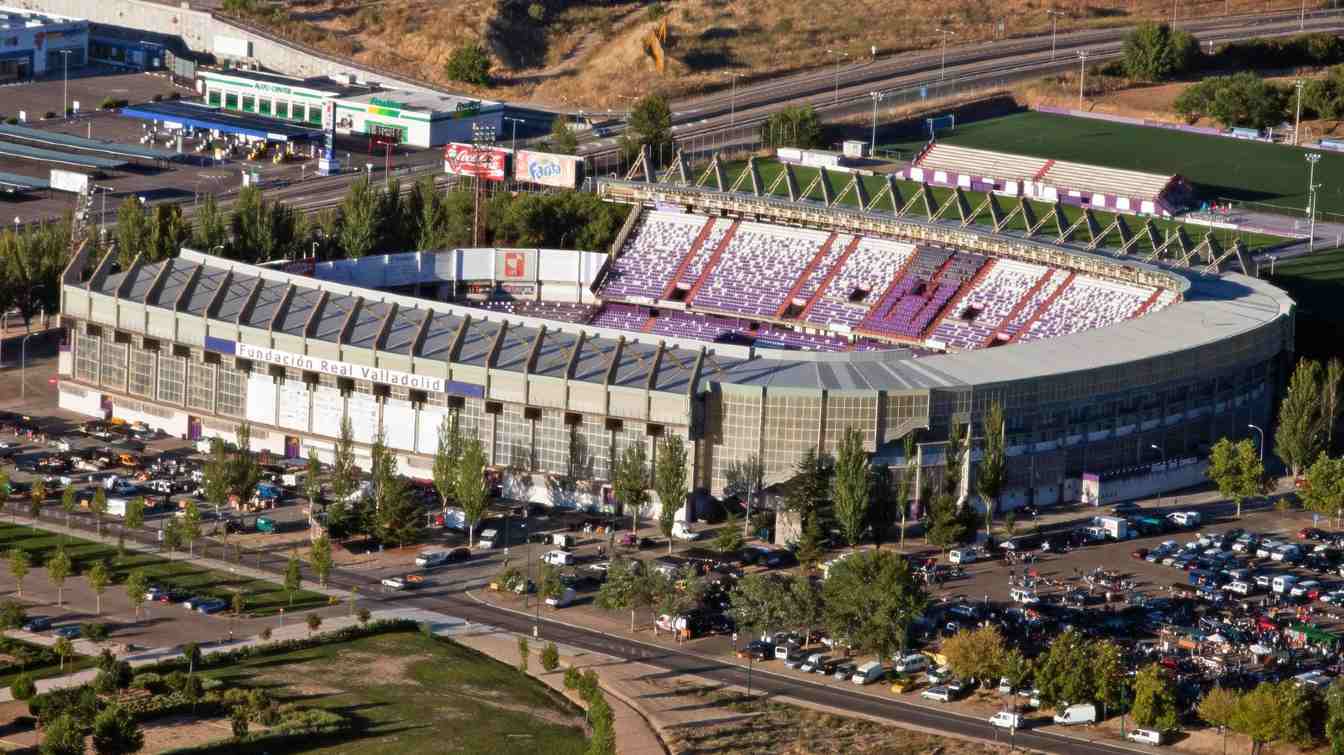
[443,142,508,181]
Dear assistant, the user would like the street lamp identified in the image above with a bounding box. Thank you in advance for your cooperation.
[503,116,526,157]
[869,91,885,154]
[934,29,955,82]
[1306,152,1322,251]
[1248,424,1265,463]
[1149,443,1165,466]
[825,49,848,104]
[1046,10,1065,61]
[1076,50,1090,110]
[726,72,743,126]
[59,49,71,121]
[19,333,32,400]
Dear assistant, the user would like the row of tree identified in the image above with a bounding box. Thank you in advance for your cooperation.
[0,218,70,330]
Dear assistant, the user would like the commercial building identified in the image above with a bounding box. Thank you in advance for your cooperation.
[194,68,504,148]
[0,6,88,81]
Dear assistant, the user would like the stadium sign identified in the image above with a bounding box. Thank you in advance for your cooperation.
[444,143,508,181]
[207,338,485,395]
[514,149,580,188]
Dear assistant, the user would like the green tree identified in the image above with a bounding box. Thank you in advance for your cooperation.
[1122,22,1199,81]
[896,434,916,551]
[92,703,144,755]
[377,475,423,548]
[148,205,190,263]
[794,512,825,575]
[309,534,333,587]
[52,636,73,671]
[1132,664,1179,732]
[125,569,148,619]
[1326,678,1344,755]
[338,177,382,259]
[1174,72,1289,129]
[306,612,322,637]
[787,573,824,646]
[0,600,24,629]
[1326,357,1344,454]
[115,196,150,267]
[454,438,490,547]
[433,413,463,512]
[446,41,491,86]
[27,479,44,519]
[8,548,28,597]
[59,487,76,530]
[654,435,688,554]
[123,496,145,533]
[942,625,1009,683]
[284,550,302,606]
[977,402,1006,538]
[547,117,579,155]
[91,487,108,539]
[40,712,84,755]
[47,546,71,607]
[1304,454,1344,525]
[231,707,249,741]
[180,500,202,557]
[822,549,928,656]
[517,635,530,672]
[832,427,870,548]
[192,193,229,253]
[1036,629,1095,709]
[620,94,673,164]
[783,447,827,518]
[595,558,658,631]
[729,573,796,641]
[761,105,825,149]
[723,454,764,538]
[1092,639,1129,718]
[88,561,109,616]
[163,516,183,559]
[714,516,745,554]
[10,672,34,702]
[541,641,559,672]
[613,443,649,532]
[1207,437,1267,519]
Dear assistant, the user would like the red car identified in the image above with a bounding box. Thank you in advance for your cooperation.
[1131,548,1149,560]
[1299,527,1326,541]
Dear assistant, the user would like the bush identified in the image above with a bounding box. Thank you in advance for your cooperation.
[82,622,110,642]
[164,671,188,694]
[541,642,559,672]
[445,42,491,86]
[10,672,35,701]
[563,666,582,690]
[577,669,600,702]
[1174,72,1289,129]
[130,673,161,691]
[1121,22,1198,82]
[0,600,26,629]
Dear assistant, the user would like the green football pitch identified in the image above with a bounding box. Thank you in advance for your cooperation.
[884,111,1344,217]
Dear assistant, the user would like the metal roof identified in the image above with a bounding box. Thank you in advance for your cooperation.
[0,140,126,169]
[84,248,1292,397]
[119,101,323,142]
[0,171,47,191]
[0,123,176,161]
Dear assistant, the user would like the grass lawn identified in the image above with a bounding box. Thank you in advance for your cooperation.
[0,636,94,689]
[883,111,1344,218]
[713,157,1285,253]
[0,523,327,617]
[1267,247,1344,361]
[194,629,587,754]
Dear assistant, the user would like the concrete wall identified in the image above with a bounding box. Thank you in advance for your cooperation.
[12,0,442,95]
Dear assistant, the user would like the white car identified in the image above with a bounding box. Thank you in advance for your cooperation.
[990,711,1024,729]
[540,550,575,566]
[1009,587,1040,605]
[671,522,701,541]
[921,686,953,702]
[948,548,978,565]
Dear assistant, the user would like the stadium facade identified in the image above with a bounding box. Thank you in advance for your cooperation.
[56,183,1295,515]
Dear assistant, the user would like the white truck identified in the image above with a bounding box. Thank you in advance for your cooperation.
[440,507,467,531]
[105,498,131,518]
[1093,515,1130,541]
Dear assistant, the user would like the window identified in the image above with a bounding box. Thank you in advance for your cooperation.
[207,90,221,107]
[291,104,305,122]
[100,340,127,391]
[157,354,185,405]
[241,95,255,113]
[274,100,288,119]
[307,107,322,125]
[217,366,245,417]
[258,98,271,116]
[187,362,214,412]
[224,92,238,110]
[74,332,99,383]
[128,347,155,397]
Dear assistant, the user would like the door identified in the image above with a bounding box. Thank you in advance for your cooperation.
[100,395,112,420]
[187,416,202,441]
[284,436,300,459]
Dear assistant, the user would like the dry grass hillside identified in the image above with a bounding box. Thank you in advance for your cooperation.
[260,0,1330,109]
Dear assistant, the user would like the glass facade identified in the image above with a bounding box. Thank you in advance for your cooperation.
[74,332,99,384]
[217,366,245,417]
[187,361,214,412]
[99,340,127,392]
[156,354,185,405]
[128,346,155,397]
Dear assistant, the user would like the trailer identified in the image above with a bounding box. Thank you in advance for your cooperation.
[1094,515,1130,541]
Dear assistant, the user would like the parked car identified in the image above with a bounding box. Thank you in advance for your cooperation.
[1053,703,1098,725]
[541,550,575,567]
[921,685,954,702]
[852,661,886,685]
[990,711,1024,729]
[53,625,80,639]
[800,653,828,673]
[1126,728,1164,745]
[196,599,228,614]
[831,662,857,681]
[737,640,773,661]
[21,616,50,632]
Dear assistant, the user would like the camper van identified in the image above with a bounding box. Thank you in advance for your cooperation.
[1053,703,1097,726]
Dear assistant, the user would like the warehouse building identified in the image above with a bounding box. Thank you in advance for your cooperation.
[0,6,88,81]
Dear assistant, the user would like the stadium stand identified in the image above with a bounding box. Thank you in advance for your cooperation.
[600,211,710,301]
[802,237,916,328]
[589,302,653,331]
[689,223,830,317]
[463,299,597,323]
[1021,276,1154,341]
[916,144,1049,184]
[931,259,1050,350]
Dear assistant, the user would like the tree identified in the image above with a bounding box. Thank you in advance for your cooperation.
[1326,679,1344,755]
[91,487,108,539]
[41,713,84,755]
[0,600,24,629]
[126,569,148,619]
[92,703,144,755]
[822,549,928,657]
[10,672,34,702]
[942,625,1009,683]
[192,193,228,253]
[231,707,249,741]
[547,118,578,155]
[304,449,323,510]
[1278,358,1329,477]
[595,559,657,631]
[896,434,917,551]
[1092,639,1129,718]
[794,512,825,575]
[787,573,824,646]
[1132,664,1179,732]
[832,428,870,548]
[1200,686,1241,732]
[1327,358,1344,455]
[8,548,28,597]
[1207,437,1267,519]
[284,550,302,606]
[1230,682,1301,754]
[1304,454,1344,525]
[377,475,423,548]
[761,105,824,149]
[123,496,145,534]
[714,517,745,554]
[977,401,1006,538]
[620,94,673,164]
[723,455,764,539]
[59,487,76,530]
[432,413,462,513]
[541,641,560,672]
[654,435,688,554]
[163,517,183,559]
[202,438,232,520]
[539,563,564,602]
[115,195,150,267]
[88,561,109,616]
[1174,72,1289,129]
[180,500,202,558]
[47,546,71,607]
[1036,629,1095,709]
[446,41,491,86]
[454,438,490,547]
[729,573,797,641]
[1122,22,1199,81]
[783,447,827,517]
[867,464,895,549]
[613,443,649,534]
[52,636,73,671]
[27,478,44,519]
[306,613,322,636]
[309,534,333,587]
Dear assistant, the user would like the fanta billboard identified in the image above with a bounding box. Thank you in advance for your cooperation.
[514,149,581,189]
[444,143,508,181]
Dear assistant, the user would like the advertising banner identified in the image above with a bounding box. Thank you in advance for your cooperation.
[514,149,580,188]
[444,143,507,181]
[49,169,88,194]
[495,249,536,281]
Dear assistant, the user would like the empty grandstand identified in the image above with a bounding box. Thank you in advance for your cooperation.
[907,142,1190,217]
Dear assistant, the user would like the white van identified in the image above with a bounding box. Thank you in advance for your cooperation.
[1225,580,1254,596]
[1052,703,1097,726]
[948,548,977,565]
[545,587,577,608]
[1290,580,1320,598]
[1009,588,1040,605]
[990,711,1024,730]
[541,549,575,566]
[671,522,701,541]
[1272,575,1298,595]
[415,549,451,568]
[1127,728,1163,745]
[478,529,500,549]
[851,661,886,685]
[892,654,929,674]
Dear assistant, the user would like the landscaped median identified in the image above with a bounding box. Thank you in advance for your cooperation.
[0,522,327,617]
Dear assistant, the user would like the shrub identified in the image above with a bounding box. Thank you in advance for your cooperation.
[445,42,491,86]
[517,636,529,673]
[577,669,600,702]
[10,672,34,701]
[541,642,559,672]
[563,666,582,689]
[130,673,161,691]
[0,599,26,629]
[164,671,188,693]
[82,622,110,642]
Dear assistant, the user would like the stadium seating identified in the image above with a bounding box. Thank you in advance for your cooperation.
[465,299,598,323]
[1042,160,1174,204]
[589,302,653,331]
[690,222,831,318]
[858,248,988,340]
[1020,276,1155,341]
[930,259,1049,350]
[917,144,1050,183]
[803,237,916,329]
[599,211,710,301]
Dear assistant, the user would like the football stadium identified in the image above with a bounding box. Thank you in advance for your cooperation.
[54,150,1295,515]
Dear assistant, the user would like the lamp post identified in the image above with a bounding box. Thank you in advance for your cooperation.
[1149,442,1166,467]
[1306,152,1322,251]
[869,90,885,154]
[1248,423,1265,463]
[935,29,955,82]
[825,49,848,104]
[59,49,70,121]
[726,72,743,126]
[1077,50,1089,110]
[503,116,526,157]
[1294,80,1305,146]
[19,334,31,400]
[1046,10,1064,61]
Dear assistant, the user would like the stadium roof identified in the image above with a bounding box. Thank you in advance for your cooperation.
[0,123,176,161]
[0,171,47,191]
[0,141,126,169]
[118,101,323,142]
[81,248,1292,396]
[917,142,1179,203]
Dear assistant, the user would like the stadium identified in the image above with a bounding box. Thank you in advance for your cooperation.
[53,149,1295,517]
